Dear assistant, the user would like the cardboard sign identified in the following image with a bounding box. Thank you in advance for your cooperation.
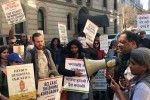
[91,69,107,91]
[63,58,89,93]
[37,76,63,100]
[100,35,108,53]
[6,64,36,100]
[1,0,26,25]
[83,19,98,44]
[137,13,150,31]
[13,45,24,60]
[58,22,68,43]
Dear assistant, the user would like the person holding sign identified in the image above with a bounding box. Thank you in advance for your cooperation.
[58,39,90,100]
[0,52,23,100]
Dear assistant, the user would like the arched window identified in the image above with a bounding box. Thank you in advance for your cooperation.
[67,14,71,30]
[37,10,44,30]
[114,19,118,33]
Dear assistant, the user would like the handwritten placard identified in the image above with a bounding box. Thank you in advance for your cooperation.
[91,69,107,91]
[13,45,24,60]
[100,35,108,53]
[83,19,98,44]
[6,64,36,100]
[58,22,68,43]
[1,0,26,25]
[63,58,89,93]
[37,76,63,100]
[137,14,150,31]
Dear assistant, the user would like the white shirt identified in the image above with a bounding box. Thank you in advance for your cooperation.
[132,82,150,100]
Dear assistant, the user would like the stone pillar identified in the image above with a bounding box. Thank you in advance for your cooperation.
[72,0,77,5]
[82,0,86,6]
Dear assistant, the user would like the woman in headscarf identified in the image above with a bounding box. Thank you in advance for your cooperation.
[110,47,150,100]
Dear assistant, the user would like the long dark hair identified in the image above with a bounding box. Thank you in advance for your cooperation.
[0,46,9,64]
[93,40,100,49]
[67,39,84,58]
[50,38,62,49]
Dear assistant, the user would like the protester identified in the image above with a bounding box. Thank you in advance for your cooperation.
[110,47,150,100]
[49,38,64,69]
[25,33,57,93]
[139,31,150,49]
[8,37,17,53]
[0,52,23,100]
[58,39,89,100]
[105,31,139,100]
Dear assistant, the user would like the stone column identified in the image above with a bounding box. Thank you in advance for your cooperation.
[72,0,77,5]
[82,0,86,6]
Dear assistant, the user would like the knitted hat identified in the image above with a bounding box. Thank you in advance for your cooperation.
[131,47,150,72]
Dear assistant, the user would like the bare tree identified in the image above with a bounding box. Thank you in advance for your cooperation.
[122,3,137,29]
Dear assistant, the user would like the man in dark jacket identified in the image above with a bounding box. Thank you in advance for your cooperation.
[58,39,91,100]
[139,31,150,49]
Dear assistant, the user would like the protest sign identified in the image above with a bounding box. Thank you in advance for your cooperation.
[77,37,88,48]
[6,64,36,100]
[83,19,98,44]
[137,13,150,31]
[91,69,107,91]
[100,35,108,53]
[63,58,89,93]
[1,0,26,25]
[37,30,44,35]
[58,22,68,43]
[37,76,63,100]
[13,45,24,60]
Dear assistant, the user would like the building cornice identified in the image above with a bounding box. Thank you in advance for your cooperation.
[37,0,122,16]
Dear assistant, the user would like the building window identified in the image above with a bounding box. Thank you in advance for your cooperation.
[67,14,71,30]
[103,0,107,7]
[86,0,90,3]
[103,27,107,34]
[114,0,117,10]
[15,22,24,34]
[114,19,118,33]
[37,10,44,30]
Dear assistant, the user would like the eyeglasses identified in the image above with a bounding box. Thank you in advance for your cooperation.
[21,36,26,38]
[10,42,16,44]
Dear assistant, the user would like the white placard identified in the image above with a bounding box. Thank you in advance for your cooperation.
[6,64,36,100]
[13,45,24,60]
[83,19,98,44]
[137,14,150,31]
[91,69,107,90]
[37,76,63,100]
[63,58,89,93]
[1,0,26,25]
[58,22,68,43]
[100,35,108,53]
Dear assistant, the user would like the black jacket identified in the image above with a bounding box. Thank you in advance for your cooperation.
[139,38,150,49]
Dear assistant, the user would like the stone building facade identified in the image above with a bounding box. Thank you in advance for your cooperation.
[0,0,122,40]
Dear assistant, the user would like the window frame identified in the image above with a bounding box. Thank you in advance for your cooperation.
[37,9,44,31]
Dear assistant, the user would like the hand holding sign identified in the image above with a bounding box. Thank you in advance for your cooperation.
[75,70,83,77]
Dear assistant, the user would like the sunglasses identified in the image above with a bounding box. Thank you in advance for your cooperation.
[21,36,26,38]
[10,42,16,44]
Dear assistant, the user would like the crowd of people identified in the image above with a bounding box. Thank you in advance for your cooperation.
[0,28,150,100]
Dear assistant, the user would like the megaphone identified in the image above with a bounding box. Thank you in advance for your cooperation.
[84,57,118,77]
[46,70,60,78]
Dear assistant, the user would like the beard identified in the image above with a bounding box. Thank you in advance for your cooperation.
[35,44,43,50]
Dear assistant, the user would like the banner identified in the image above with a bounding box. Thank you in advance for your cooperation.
[63,58,89,93]
[6,64,36,100]
[1,0,26,25]
[137,13,150,31]
[13,45,24,60]
[83,19,98,44]
[58,22,68,43]
[37,76,63,100]
[91,69,107,91]
[100,35,108,53]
